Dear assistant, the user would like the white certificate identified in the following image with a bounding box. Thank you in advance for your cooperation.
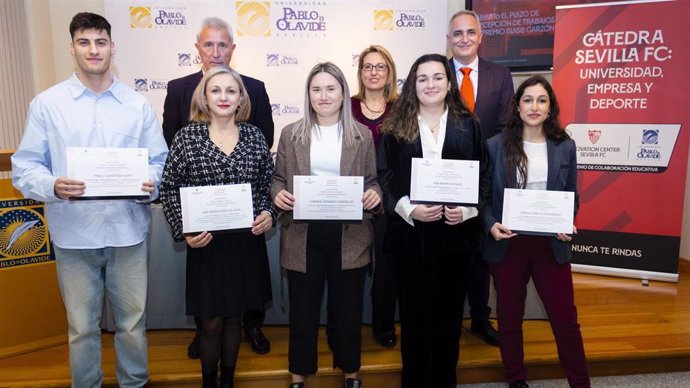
[293,176,363,221]
[410,158,479,205]
[180,184,254,233]
[502,188,575,235]
[66,147,149,200]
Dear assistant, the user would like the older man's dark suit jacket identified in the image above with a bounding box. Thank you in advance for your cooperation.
[482,133,580,264]
[162,70,274,148]
[449,58,514,140]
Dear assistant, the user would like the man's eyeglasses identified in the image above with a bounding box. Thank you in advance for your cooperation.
[361,63,388,72]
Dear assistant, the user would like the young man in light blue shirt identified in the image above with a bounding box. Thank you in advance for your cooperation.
[11,12,168,388]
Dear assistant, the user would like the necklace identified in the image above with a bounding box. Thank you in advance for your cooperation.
[429,121,441,133]
[210,125,237,148]
[362,99,385,114]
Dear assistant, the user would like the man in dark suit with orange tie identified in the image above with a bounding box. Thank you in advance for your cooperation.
[447,9,514,347]
[162,16,274,358]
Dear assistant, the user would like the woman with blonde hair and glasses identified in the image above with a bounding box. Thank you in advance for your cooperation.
[351,44,399,348]
[161,66,275,388]
[272,62,382,388]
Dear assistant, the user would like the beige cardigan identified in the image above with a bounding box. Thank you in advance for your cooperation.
[271,121,382,273]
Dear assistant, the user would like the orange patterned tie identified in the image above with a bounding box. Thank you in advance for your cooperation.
[460,67,475,112]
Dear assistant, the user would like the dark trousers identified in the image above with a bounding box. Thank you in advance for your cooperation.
[287,223,366,376]
[398,245,472,388]
[370,215,397,339]
[466,248,491,323]
[489,235,590,387]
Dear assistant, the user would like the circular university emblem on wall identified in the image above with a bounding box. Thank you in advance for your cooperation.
[236,2,271,37]
[0,208,47,258]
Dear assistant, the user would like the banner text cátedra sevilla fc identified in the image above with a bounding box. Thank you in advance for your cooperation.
[552,0,690,281]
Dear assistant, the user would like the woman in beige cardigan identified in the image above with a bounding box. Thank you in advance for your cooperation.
[272,62,382,388]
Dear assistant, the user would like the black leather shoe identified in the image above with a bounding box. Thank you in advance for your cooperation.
[244,327,271,354]
[344,378,362,388]
[375,335,397,348]
[187,331,200,359]
[470,320,500,347]
[509,380,529,388]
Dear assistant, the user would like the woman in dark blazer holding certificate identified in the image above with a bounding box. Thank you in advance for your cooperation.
[483,76,590,388]
[272,62,382,388]
[378,53,489,388]
[160,66,275,388]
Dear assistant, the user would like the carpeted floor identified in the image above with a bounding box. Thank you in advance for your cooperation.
[459,371,690,387]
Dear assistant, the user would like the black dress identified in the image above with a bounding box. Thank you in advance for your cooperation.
[160,121,275,319]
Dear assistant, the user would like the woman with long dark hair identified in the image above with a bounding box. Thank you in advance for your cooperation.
[483,75,590,388]
[378,53,489,388]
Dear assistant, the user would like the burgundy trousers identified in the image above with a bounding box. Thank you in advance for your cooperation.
[489,235,590,387]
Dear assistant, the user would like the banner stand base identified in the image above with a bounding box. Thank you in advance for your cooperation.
[572,264,678,283]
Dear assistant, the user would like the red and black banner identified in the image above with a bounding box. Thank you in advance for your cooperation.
[553,0,690,281]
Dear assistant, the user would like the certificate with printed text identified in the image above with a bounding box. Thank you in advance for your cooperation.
[180,184,254,233]
[502,188,575,236]
[293,176,363,221]
[66,147,149,200]
[410,158,479,205]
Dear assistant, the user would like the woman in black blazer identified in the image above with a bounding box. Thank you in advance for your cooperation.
[482,76,590,388]
[378,53,489,388]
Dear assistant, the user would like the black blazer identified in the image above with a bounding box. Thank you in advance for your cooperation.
[482,133,580,264]
[162,70,274,148]
[378,114,489,256]
[449,57,514,140]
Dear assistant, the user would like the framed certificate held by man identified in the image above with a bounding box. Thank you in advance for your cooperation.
[293,175,363,221]
[410,157,479,205]
[66,147,149,200]
[502,188,575,236]
[180,184,255,233]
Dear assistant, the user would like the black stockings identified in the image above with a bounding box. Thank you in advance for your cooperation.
[200,316,241,388]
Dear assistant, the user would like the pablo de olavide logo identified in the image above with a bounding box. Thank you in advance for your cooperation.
[236,1,271,37]
[130,5,187,29]
[266,53,299,67]
[637,129,661,160]
[134,78,167,92]
[0,199,54,270]
[134,78,148,91]
[177,53,202,66]
[267,54,280,66]
[642,129,659,145]
[271,103,281,115]
[373,9,394,31]
[178,53,192,66]
[275,3,327,37]
[130,6,152,29]
[375,8,426,31]
[272,102,300,116]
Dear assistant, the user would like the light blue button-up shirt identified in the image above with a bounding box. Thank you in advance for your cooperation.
[12,74,169,249]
